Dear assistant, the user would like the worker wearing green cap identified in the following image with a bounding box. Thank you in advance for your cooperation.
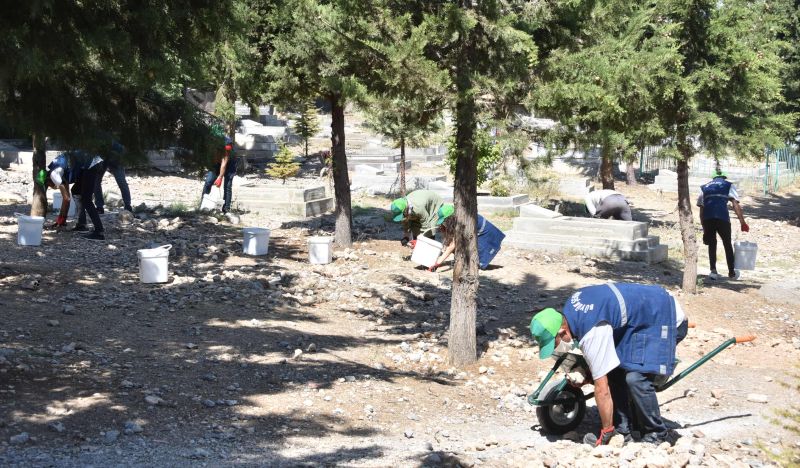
[697,169,748,280]
[389,190,443,247]
[530,283,688,447]
[430,204,505,271]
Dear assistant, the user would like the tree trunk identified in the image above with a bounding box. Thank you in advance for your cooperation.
[448,44,479,367]
[304,138,309,159]
[600,140,615,190]
[330,95,352,247]
[399,136,407,196]
[31,133,48,217]
[625,157,638,186]
[676,155,698,293]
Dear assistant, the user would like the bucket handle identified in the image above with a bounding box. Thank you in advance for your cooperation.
[14,212,24,218]
[158,244,173,251]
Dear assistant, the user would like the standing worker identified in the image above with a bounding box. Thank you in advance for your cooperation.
[431,204,505,271]
[697,170,749,280]
[585,189,632,221]
[529,283,688,446]
[389,189,444,247]
[94,141,133,213]
[200,132,237,214]
[69,150,106,240]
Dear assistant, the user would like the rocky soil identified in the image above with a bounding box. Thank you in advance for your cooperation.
[0,164,798,467]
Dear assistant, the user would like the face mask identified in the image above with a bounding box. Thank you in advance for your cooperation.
[553,338,575,355]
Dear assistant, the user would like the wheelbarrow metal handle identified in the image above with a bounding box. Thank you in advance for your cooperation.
[656,335,755,392]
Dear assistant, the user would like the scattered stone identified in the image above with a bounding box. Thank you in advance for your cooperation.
[49,422,66,433]
[692,429,706,439]
[203,399,216,408]
[185,343,197,350]
[47,320,60,327]
[144,395,164,405]
[104,430,120,443]
[710,389,724,399]
[224,400,237,406]
[608,434,626,448]
[123,421,143,434]
[10,432,30,445]
[62,305,76,315]
[293,349,303,360]
[404,429,414,439]
[306,343,317,353]
[190,448,210,458]
[747,393,769,404]
[61,342,76,353]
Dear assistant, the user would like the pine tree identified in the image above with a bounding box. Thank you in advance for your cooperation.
[294,101,321,158]
[265,146,300,184]
[0,1,232,216]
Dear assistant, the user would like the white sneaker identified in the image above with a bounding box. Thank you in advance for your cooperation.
[708,271,722,280]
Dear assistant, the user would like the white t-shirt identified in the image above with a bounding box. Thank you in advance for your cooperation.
[50,167,64,186]
[585,190,621,216]
[579,296,686,380]
[696,182,739,207]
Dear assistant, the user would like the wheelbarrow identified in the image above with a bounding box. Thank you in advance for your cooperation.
[528,331,756,434]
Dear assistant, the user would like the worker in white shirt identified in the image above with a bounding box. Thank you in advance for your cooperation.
[585,190,632,221]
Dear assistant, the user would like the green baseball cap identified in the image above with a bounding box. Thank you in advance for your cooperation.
[530,308,564,359]
[711,170,728,179]
[436,204,454,225]
[389,197,408,222]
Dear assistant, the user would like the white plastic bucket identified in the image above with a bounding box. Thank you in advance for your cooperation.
[200,187,222,211]
[136,244,172,283]
[734,241,758,270]
[308,236,334,264]
[16,213,45,246]
[243,227,270,256]
[411,236,442,268]
[52,192,76,217]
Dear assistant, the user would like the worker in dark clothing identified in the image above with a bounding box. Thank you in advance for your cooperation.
[697,170,748,279]
[69,151,106,240]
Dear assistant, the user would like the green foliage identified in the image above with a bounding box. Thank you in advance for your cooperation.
[766,371,800,466]
[488,176,512,197]
[445,130,503,187]
[0,1,233,158]
[293,101,321,158]
[265,146,300,183]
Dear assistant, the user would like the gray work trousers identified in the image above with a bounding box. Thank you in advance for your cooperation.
[596,194,632,221]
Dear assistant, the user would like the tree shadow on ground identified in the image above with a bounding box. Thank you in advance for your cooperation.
[745,191,800,226]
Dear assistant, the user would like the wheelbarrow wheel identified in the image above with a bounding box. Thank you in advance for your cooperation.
[536,382,586,435]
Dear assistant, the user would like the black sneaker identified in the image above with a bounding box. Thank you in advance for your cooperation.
[84,231,105,241]
[71,225,89,232]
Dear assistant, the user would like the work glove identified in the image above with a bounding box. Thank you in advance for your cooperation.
[55,215,67,227]
[741,222,749,232]
[408,240,417,249]
[583,426,618,446]
[427,263,440,272]
[400,237,410,247]
[213,177,223,188]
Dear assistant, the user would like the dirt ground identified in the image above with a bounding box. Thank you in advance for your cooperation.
[0,162,799,467]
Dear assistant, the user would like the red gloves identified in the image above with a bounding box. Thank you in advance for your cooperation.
[427,263,440,272]
[595,426,617,446]
[741,222,749,232]
[55,215,67,227]
[213,177,223,188]
[408,240,417,249]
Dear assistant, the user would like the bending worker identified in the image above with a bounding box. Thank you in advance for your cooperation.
[389,190,443,247]
[697,170,748,280]
[431,204,505,271]
[45,152,75,228]
[530,283,688,446]
[585,189,632,221]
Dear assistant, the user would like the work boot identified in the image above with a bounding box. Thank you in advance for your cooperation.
[728,270,741,280]
[84,231,105,241]
[640,429,680,446]
[707,271,722,280]
[71,224,89,232]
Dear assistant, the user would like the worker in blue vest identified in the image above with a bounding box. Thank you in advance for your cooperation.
[697,170,749,280]
[530,283,688,446]
[431,204,505,272]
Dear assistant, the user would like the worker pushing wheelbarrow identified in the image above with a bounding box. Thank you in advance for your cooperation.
[528,283,756,446]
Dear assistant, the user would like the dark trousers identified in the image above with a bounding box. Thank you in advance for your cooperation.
[596,194,632,221]
[609,320,688,438]
[94,160,132,211]
[702,218,734,274]
[73,164,105,233]
[201,158,237,212]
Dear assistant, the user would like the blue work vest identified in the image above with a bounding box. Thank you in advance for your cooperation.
[47,154,75,184]
[562,283,677,376]
[476,215,505,270]
[700,178,732,221]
